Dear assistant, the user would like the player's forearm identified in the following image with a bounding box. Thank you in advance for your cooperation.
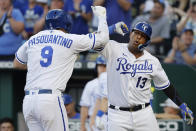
[181,51,196,65]
[95,16,109,47]
[117,0,131,11]
[91,98,101,122]
[13,58,27,70]
[162,84,183,107]
[100,98,108,112]
[164,49,176,63]
[80,107,89,127]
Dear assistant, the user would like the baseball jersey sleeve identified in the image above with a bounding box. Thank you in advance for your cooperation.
[98,72,107,98]
[152,59,170,90]
[80,82,92,107]
[72,16,109,53]
[15,42,28,64]
[100,40,120,61]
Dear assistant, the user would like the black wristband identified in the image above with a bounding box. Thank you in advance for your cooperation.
[162,84,183,106]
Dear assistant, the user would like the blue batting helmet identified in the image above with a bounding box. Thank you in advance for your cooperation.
[132,22,152,50]
[96,55,106,65]
[45,9,73,32]
[132,22,152,40]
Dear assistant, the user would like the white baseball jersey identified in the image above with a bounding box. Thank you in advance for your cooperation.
[16,17,108,92]
[100,40,170,107]
[95,72,108,98]
[80,78,99,116]
[16,15,109,131]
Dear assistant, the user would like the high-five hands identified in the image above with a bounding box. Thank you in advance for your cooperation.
[91,6,106,18]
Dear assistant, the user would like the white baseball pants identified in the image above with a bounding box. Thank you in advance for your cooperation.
[107,106,159,131]
[23,92,69,131]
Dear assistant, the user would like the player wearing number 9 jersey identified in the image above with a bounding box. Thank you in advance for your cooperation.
[13,7,109,131]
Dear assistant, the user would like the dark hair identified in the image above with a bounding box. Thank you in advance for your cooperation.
[0,117,14,127]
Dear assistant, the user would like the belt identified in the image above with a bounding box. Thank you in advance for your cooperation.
[25,89,52,95]
[109,103,150,112]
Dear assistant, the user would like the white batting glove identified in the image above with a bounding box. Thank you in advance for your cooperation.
[95,110,105,130]
[115,22,129,36]
[91,6,106,18]
[95,115,105,130]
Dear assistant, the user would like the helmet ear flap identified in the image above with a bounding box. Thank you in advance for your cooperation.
[138,40,151,51]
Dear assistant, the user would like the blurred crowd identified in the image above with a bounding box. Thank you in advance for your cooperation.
[0,0,196,65]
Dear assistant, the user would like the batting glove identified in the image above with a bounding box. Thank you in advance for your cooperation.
[109,22,129,36]
[91,6,106,18]
[115,22,129,36]
[180,103,194,125]
[95,110,105,130]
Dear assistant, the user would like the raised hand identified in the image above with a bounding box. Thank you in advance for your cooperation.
[180,103,194,125]
[91,6,106,18]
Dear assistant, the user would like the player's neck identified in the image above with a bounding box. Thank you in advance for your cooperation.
[58,29,68,33]
[129,48,144,59]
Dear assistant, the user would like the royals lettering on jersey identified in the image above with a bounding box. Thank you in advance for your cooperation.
[28,35,73,48]
[116,57,153,77]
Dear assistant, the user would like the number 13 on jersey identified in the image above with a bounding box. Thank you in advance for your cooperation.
[40,46,53,67]
[136,76,147,88]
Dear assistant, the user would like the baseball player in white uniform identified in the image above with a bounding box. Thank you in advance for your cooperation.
[94,71,108,131]
[97,21,194,131]
[13,6,109,131]
[80,55,107,131]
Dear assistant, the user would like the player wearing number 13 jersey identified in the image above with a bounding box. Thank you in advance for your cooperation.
[99,21,194,131]
[13,7,109,131]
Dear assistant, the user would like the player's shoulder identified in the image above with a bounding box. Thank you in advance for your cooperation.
[108,40,122,45]
[107,40,128,48]
[85,78,99,87]
[99,72,107,79]
[144,50,159,61]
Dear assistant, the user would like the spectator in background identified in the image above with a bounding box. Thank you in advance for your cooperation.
[132,0,170,56]
[143,0,170,15]
[0,117,14,131]
[0,0,24,60]
[66,0,92,35]
[34,0,64,34]
[155,98,181,119]
[63,94,80,119]
[94,0,133,43]
[13,0,28,10]
[20,0,43,39]
[164,28,196,65]
[177,2,196,45]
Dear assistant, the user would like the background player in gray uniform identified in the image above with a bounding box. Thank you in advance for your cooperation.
[80,55,107,131]
[98,21,194,131]
[13,6,109,131]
